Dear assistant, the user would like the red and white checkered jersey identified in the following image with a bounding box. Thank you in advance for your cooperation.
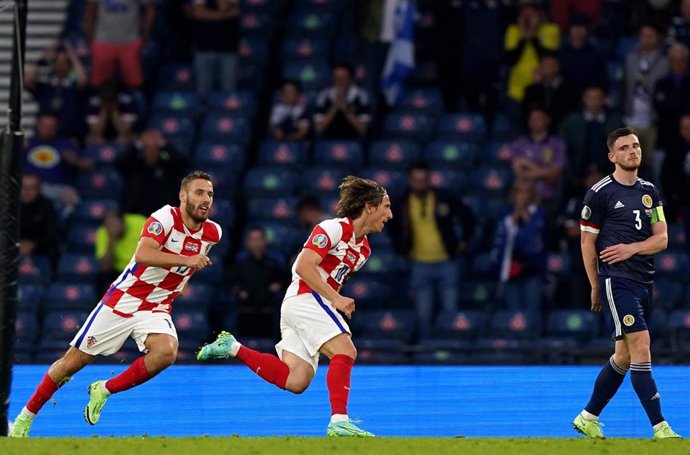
[101,205,222,316]
[285,217,371,298]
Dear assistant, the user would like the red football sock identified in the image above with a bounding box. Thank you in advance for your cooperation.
[236,345,289,389]
[327,354,354,416]
[105,356,153,394]
[26,374,61,414]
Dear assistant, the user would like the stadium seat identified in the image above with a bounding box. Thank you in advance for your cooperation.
[44,283,98,311]
[282,58,330,92]
[313,140,364,170]
[460,281,499,307]
[205,168,241,200]
[354,310,416,342]
[437,113,487,141]
[287,12,337,38]
[399,88,443,115]
[175,284,215,308]
[65,225,98,253]
[429,169,466,193]
[246,196,297,223]
[18,255,52,285]
[206,90,257,118]
[209,198,236,229]
[300,167,349,194]
[382,112,433,141]
[414,350,468,365]
[653,278,686,310]
[200,114,250,144]
[463,192,507,225]
[655,252,689,279]
[359,168,406,196]
[260,221,302,255]
[469,166,513,195]
[56,253,99,284]
[147,114,195,138]
[85,143,123,167]
[18,283,44,312]
[667,223,687,251]
[545,251,571,278]
[360,249,404,275]
[192,253,224,284]
[490,310,542,339]
[294,0,344,13]
[240,11,275,37]
[257,141,307,168]
[666,309,690,349]
[157,63,195,91]
[425,140,478,169]
[76,170,124,200]
[281,36,331,61]
[72,199,118,225]
[433,310,489,340]
[194,142,245,168]
[152,91,200,116]
[41,310,89,339]
[546,309,599,341]
[368,140,421,169]
[341,276,390,308]
[481,142,514,166]
[238,36,270,65]
[15,312,38,346]
[244,167,298,196]
[319,193,339,216]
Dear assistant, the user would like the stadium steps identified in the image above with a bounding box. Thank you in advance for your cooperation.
[0,0,69,135]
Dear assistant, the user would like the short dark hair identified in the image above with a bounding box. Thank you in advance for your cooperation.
[407,161,430,175]
[332,61,355,78]
[296,194,321,212]
[606,127,638,151]
[335,176,387,219]
[539,50,559,62]
[180,170,213,190]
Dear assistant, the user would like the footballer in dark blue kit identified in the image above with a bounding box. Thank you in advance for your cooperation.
[572,127,681,439]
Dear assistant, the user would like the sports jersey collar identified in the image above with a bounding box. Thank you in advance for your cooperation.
[346,217,366,244]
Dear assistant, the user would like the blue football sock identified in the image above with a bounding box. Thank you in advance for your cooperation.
[584,356,628,416]
[630,362,664,426]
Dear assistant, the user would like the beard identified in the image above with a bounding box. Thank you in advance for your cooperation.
[185,201,209,223]
[618,161,640,172]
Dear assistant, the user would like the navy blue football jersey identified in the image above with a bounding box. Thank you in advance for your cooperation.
[580,175,665,284]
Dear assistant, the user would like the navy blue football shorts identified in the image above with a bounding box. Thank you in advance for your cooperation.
[599,276,651,340]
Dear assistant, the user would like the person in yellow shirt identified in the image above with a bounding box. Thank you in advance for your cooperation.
[95,208,147,294]
[505,1,560,105]
[389,163,476,339]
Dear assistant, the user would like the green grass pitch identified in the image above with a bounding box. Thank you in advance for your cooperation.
[1,437,687,455]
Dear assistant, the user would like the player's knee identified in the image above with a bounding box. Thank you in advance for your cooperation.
[160,347,178,366]
[344,346,357,361]
[287,381,309,394]
[612,352,631,369]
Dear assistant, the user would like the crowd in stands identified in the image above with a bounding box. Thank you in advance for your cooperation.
[14,0,690,365]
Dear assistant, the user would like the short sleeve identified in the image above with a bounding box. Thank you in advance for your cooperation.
[141,217,167,245]
[303,219,343,258]
[580,189,605,234]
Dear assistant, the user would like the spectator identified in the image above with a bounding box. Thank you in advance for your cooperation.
[227,226,288,338]
[185,0,240,96]
[116,129,188,216]
[458,0,507,124]
[623,23,669,166]
[388,162,475,340]
[668,0,690,48]
[549,0,602,32]
[23,112,92,204]
[510,107,567,212]
[24,41,88,140]
[504,1,560,108]
[83,0,156,90]
[94,208,147,295]
[558,13,609,103]
[653,43,690,155]
[314,63,371,139]
[19,174,60,264]
[269,79,310,141]
[559,85,624,193]
[490,179,547,312]
[661,114,690,224]
[86,80,139,145]
[522,51,573,129]
[296,194,326,234]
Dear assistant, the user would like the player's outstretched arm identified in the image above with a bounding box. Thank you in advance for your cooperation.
[134,237,211,269]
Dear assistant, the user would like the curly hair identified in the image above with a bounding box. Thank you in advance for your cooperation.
[335,176,387,219]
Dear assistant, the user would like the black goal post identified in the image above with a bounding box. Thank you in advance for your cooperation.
[0,0,28,437]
